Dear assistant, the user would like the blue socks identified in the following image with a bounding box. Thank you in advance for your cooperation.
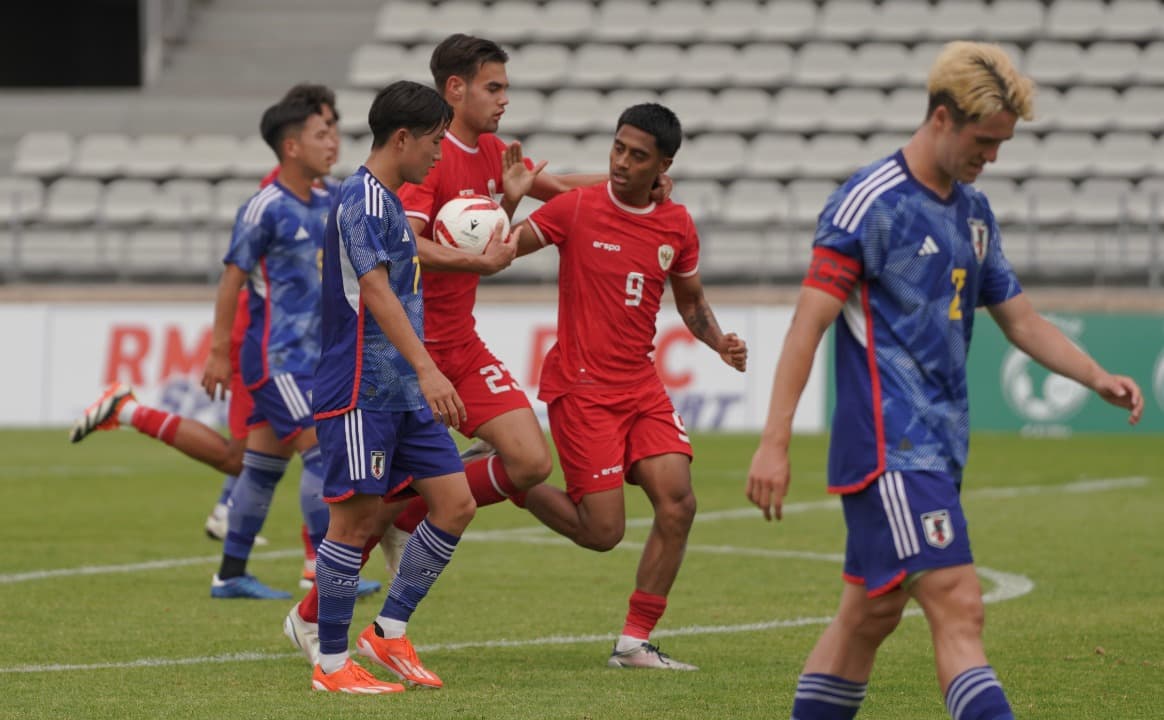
[791,673,867,719]
[317,539,363,659]
[299,445,329,551]
[216,474,237,505]
[945,666,1013,720]
[380,519,460,623]
[220,450,287,576]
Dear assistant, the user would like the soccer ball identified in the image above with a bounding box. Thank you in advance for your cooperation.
[432,195,509,254]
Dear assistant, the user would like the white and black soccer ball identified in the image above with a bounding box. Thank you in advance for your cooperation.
[432,195,509,255]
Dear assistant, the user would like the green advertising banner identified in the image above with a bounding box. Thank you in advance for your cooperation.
[966,313,1164,434]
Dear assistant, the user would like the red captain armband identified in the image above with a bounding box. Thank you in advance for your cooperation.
[803,247,861,300]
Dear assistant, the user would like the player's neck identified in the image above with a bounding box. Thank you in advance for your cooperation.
[276,165,317,202]
[448,116,480,148]
[901,133,954,199]
[363,154,404,192]
[610,184,652,209]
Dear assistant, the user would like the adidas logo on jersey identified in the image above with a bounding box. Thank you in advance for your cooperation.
[918,236,939,256]
[294,226,310,240]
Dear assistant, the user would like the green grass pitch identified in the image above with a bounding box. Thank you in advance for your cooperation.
[1,429,1161,719]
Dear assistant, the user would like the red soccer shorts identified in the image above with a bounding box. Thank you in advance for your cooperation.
[547,382,692,504]
[226,289,253,440]
[429,335,531,437]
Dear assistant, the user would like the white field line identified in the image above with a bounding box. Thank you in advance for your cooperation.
[0,476,1139,673]
[0,476,1148,586]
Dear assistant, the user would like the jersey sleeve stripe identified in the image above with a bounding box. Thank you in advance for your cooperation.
[672,265,699,278]
[840,173,907,233]
[833,161,903,231]
[527,218,549,246]
[404,209,429,224]
[242,186,279,226]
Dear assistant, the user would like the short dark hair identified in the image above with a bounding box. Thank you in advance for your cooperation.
[429,33,509,95]
[281,83,339,124]
[368,80,453,149]
[259,97,321,160]
[616,103,683,159]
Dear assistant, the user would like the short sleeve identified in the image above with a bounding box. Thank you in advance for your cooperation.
[338,189,396,278]
[397,168,439,231]
[976,213,1022,307]
[223,202,274,272]
[670,213,700,277]
[527,189,581,247]
[801,183,894,300]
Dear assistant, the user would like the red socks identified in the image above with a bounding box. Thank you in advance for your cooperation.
[131,406,179,445]
[393,455,521,533]
[622,590,667,639]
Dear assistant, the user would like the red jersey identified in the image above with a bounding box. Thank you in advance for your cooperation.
[398,132,523,348]
[528,182,700,401]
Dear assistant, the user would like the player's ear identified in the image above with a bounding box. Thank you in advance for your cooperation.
[446,75,466,103]
[391,127,410,150]
[657,156,673,176]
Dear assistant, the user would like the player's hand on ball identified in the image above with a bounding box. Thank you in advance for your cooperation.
[480,220,517,275]
[201,350,232,401]
[1093,372,1144,425]
[746,441,790,522]
[502,141,546,205]
[718,332,747,372]
[419,367,466,429]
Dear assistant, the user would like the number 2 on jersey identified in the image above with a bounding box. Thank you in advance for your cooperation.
[948,268,967,320]
[625,272,645,307]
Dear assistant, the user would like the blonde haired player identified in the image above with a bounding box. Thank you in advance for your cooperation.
[746,42,1142,720]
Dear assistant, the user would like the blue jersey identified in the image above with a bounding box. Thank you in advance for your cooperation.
[805,151,1022,493]
[314,167,427,417]
[223,180,331,388]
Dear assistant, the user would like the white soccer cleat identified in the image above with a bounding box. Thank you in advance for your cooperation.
[203,504,267,545]
[380,526,411,578]
[458,438,496,464]
[607,641,698,671]
[283,602,321,666]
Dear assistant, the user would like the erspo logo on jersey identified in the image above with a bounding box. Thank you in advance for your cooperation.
[592,240,621,252]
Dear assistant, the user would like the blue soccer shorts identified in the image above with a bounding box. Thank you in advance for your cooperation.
[841,470,973,597]
[246,372,314,442]
[316,406,464,502]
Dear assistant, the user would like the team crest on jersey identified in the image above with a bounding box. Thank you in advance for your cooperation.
[969,219,989,264]
[921,509,954,549]
[658,244,675,271]
[370,451,386,479]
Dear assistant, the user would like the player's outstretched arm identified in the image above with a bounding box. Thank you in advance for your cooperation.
[988,294,1144,425]
[357,265,466,428]
[413,216,517,276]
[500,141,547,218]
[201,263,247,401]
[528,171,673,204]
[746,286,844,521]
[670,272,747,372]
[511,219,547,258]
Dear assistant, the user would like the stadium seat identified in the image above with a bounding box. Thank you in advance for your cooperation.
[786,180,839,227]
[0,176,44,223]
[1046,0,1108,41]
[646,0,710,43]
[700,228,770,279]
[1035,133,1097,177]
[990,134,1040,179]
[498,89,545,135]
[334,134,370,178]
[625,44,684,88]
[213,180,261,227]
[10,228,117,276]
[1133,178,1164,224]
[181,135,241,179]
[1094,133,1158,178]
[675,134,747,179]
[705,89,770,133]
[794,43,852,87]
[1020,179,1076,224]
[507,44,571,89]
[972,177,1023,224]
[1072,179,1136,224]
[334,89,374,135]
[801,136,865,179]
[374,2,433,42]
[571,45,632,88]
[233,135,277,179]
[872,0,935,42]
[1136,43,1164,84]
[125,135,185,179]
[154,179,215,225]
[927,0,990,40]
[1103,0,1164,40]
[677,44,740,88]
[757,1,818,41]
[825,89,887,133]
[720,179,786,225]
[746,133,808,180]
[1055,87,1120,132]
[731,44,795,86]
[1025,89,1066,133]
[671,179,724,223]
[882,88,927,132]
[1080,42,1140,86]
[485,1,546,43]
[520,134,581,174]
[573,134,614,174]
[849,43,913,87]
[658,89,716,133]
[103,179,160,225]
[863,132,912,158]
[769,89,832,132]
[44,178,104,224]
[1025,42,1086,86]
[593,2,653,43]
[534,1,595,43]
[347,44,407,89]
[432,1,488,37]
[700,0,766,43]
[543,89,605,133]
[603,89,663,121]
[73,134,132,178]
[986,0,1045,41]
[816,1,880,42]
[13,132,73,178]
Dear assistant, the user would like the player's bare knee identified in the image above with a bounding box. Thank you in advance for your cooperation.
[506,449,553,490]
[655,490,697,534]
[579,520,624,551]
